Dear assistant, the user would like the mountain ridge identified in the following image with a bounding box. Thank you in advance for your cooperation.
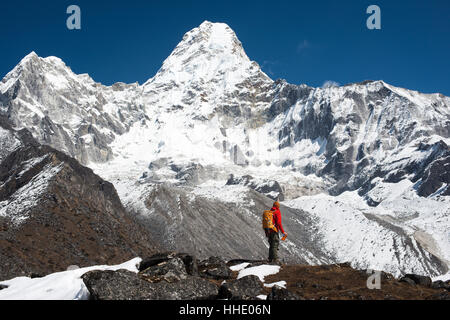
[0,115,159,279]
[0,21,449,279]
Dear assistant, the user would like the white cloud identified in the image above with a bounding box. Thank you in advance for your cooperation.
[261,60,279,76]
[322,80,340,88]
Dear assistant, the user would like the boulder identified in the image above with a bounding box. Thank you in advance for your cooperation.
[198,257,232,280]
[0,284,8,290]
[399,277,416,286]
[82,269,219,300]
[431,280,450,291]
[140,257,188,283]
[218,275,264,300]
[266,286,300,300]
[139,252,199,276]
[400,274,432,287]
[82,269,156,300]
[138,252,178,271]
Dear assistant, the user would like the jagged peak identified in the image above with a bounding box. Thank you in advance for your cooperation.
[21,51,38,61]
[166,20,248,65]
[0,51,100,95]
[196,20,241,46]
[4,51,69,79]
[144,21,269,89]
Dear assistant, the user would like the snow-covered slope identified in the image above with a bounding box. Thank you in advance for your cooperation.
[0,21,449,278]
[285,185,449,277]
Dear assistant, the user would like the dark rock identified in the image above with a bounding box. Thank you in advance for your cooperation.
[82,269,155,300]
[218,275,264,300]
[417,153,450,197]
[139,257,188,283]
[139,252,199,276]
[400,274,432,287]
[266,286,300,300]
[399,277,416,286]
[82,269,218,300]
[178,254,199,276]
[0,284,8,290]
[198,257,232,280]
[138,252,178,272]
[431,280,450,291]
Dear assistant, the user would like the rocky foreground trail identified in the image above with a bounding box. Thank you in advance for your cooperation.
[1,251,449,300]
[29,252,447,300]
[263,263,450,300]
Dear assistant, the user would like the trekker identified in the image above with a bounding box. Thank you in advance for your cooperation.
[263,201,287,263]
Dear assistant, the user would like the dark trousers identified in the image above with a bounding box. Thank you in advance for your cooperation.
[268,231,280,262]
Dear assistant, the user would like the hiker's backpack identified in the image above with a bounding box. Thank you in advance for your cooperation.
[262,210,277,232]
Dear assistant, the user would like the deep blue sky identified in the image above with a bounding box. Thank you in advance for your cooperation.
[1,0,449,95]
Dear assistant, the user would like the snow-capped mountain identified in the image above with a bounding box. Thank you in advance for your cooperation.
[0,21,449,278]
[0,51,146,164]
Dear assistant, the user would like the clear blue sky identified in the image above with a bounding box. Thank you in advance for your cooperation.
[1,0,449,95]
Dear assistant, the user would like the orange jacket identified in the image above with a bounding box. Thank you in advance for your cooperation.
[271,206,285,234]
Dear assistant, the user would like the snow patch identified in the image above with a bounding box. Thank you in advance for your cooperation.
[237,265,281,282]
[0,258,141,300]
[229,263,250,272]
[264,280,287,289]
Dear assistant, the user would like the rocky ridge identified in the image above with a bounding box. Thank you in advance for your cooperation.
[79,252,450,300]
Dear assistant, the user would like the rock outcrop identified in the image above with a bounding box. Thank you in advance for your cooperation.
[80,254,450,300]
[82,269,219,300]
[400,274,432,287]
[0,120,158,280]
[83,253,223,300]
